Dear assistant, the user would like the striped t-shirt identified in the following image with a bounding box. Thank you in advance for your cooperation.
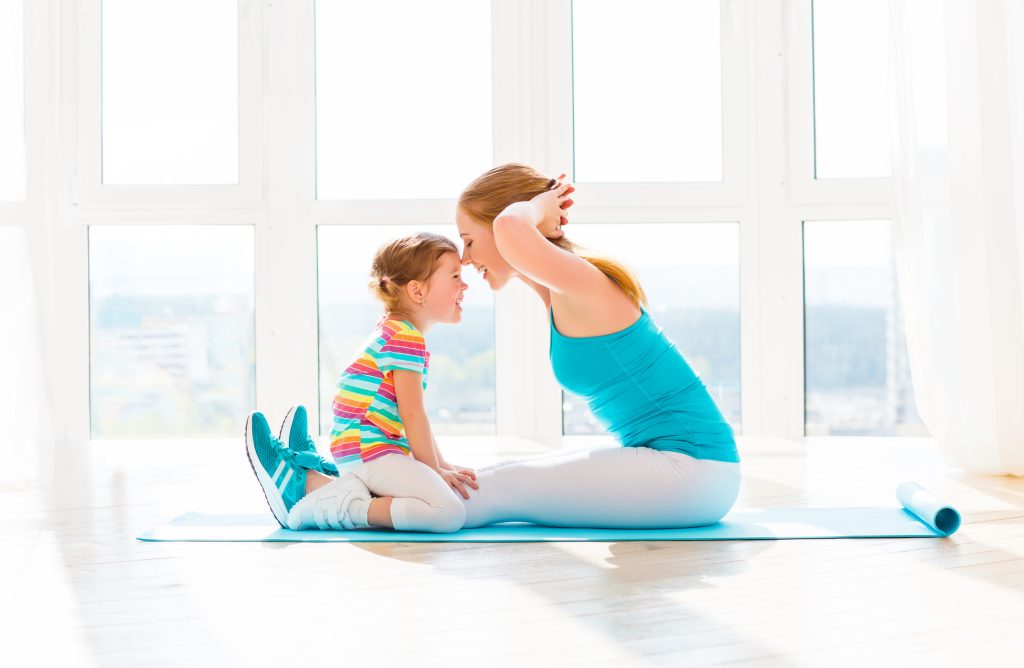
[329,319,430,468]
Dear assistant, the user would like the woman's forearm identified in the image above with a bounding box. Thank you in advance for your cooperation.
[493,205,550,276]
[497,200,542,226]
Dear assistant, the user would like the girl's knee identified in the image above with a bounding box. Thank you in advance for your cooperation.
[432,496,466,533]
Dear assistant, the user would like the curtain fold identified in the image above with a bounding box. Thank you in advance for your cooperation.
[890,0,1024,474]
[0,225,52,488]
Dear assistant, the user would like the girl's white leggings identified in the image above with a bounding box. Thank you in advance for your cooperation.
[460,445,741,529]
[349,454,466,533]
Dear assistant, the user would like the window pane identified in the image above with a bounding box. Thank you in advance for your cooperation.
[572,0,722,182]
[812,0,891,179]
[317,225,495,435]
[803,220,925,435]
[0,0,25,201]
[316,1,491,199]
[89,226,255,437]
[102,0,238,184]
[560,223,740,435]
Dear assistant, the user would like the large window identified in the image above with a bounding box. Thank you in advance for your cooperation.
[572,0,722,182]
[803,220,924,435]
[315,0,491,199]
[0,0,25,201]
[101,0,238,184]
[317,225,495,436]
[53,2,921,445]
[561,223,741,434]
[89,226,255,437]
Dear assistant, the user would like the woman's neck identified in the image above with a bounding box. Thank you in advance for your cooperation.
[517,275,552,309]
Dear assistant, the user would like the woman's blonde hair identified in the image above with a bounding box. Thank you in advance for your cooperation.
[369,232,459,312]
[458,163,647,307]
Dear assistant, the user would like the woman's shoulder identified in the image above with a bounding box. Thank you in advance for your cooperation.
[549,288,643,338]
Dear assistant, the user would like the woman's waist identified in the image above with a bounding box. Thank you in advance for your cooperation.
[606,412,736,443]
[588,388,733,437]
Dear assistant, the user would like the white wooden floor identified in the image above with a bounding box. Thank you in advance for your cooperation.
[3,436,1023,667]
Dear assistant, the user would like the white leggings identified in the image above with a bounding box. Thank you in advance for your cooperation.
[461,445,741,529]
[349,454,466,533]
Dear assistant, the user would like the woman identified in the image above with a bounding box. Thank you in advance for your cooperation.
[455,163,741,529]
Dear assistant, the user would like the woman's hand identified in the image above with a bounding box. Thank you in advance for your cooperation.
[529,173,575,240]
[439,468,479,499]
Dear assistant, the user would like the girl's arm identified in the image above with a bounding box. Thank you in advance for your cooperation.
[431,432,448,469]
[432,433,477,481]
[393,370,478,496]
[392,369,441,471]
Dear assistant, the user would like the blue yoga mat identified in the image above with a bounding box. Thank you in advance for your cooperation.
[138,479,958,540]
[138,482,960,543]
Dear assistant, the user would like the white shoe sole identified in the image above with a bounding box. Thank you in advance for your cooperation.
[278,405,297,447]
[279,405,333,471]
[244,413,289,528]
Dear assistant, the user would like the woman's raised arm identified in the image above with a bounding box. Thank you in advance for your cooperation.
[492,184,604,297]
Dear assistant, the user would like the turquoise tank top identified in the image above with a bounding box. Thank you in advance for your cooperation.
[550,308,740,463]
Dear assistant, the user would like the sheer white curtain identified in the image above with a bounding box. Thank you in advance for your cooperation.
[890,0,1024,474]
[0,226,52,488]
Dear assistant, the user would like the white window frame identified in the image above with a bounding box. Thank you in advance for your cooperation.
[73,0,264,209]
[784,0,898,438]
[786,0,895,205]
[562,0,750,211]
[36,0,900,446]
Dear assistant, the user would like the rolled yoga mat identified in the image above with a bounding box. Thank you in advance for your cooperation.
[138,481,961,543]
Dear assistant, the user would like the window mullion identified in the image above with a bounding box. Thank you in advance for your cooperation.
[257,0,319,425]
[740,0,807,439]
[491,0,565,447]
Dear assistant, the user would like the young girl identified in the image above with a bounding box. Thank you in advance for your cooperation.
[244,232,478,533]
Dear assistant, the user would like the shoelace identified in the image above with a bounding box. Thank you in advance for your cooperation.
[270,438,323,471]
[302,434,339,475]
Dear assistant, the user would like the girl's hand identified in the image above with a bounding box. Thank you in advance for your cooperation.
[440,469,479,499]
[530,173,575,240]
[445,464,477,481]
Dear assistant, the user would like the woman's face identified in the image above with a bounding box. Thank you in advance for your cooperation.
[456,208,515,291]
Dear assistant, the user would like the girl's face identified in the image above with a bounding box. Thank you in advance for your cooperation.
[456,208,515,291]
[421,252,468,324]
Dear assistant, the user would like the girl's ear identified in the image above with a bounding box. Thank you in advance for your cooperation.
[405,280,425,305]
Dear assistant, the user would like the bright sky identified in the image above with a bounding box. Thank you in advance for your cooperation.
[813,0,892,178]
[573,0,722,183]
[89,226,254,297]
[102,0,237,184]
[804,219,892,267]
[315,0,491,199]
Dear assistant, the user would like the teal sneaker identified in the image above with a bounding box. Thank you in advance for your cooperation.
[244,411,324,528]
[279,405,339,477]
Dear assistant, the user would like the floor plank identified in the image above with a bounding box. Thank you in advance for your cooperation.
[3,436,1022,667]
